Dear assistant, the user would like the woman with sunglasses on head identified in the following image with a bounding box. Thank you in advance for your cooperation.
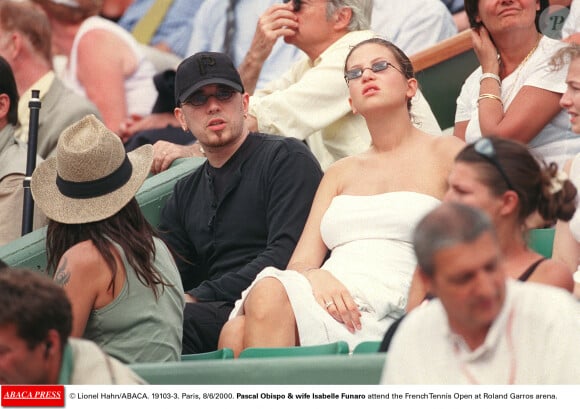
[455,0,579,168]
[551,43,580,298]
[443,136,576,294]
[218,38,464,356]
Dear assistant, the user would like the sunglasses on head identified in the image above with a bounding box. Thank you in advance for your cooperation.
[344,60,403,84]
[283,0,301,12]
[184,86,237,107]
[473,138,516,191]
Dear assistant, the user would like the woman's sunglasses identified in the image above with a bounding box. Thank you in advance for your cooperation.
[473,138,515,191]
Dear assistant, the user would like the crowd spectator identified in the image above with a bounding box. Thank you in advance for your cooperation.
[32,0,157,136]
[0,267,145,384]
[455,0,579,168]
[0,0,101,159]
[382,202,580,384]
[0,56,46,246]
[219,38,463,355]
[158,51,322,354]
[31,115,184,363]
[152,0,442,172]
[444,137,575,290]
[551,41,580,298]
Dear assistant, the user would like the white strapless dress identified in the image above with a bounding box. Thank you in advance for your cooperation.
[230,191,440,349]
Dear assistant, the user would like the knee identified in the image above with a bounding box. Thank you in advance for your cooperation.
[219,316,245,352]
[221,316,245,340]
[245,277,290,321]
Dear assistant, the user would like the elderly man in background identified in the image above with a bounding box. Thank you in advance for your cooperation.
[0,0,101,159]
[152,0,442,172]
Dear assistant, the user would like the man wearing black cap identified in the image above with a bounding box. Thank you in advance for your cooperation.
[158,51,323,354]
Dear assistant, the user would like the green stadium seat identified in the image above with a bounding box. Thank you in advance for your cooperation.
[411,30,479,131]
[130,354,386,385]
[238,341,349,359]
[181,348,234,361]
[528,228,555,258]
[137,157,205,228]
[0,157,205,272]
[352,340,382,354]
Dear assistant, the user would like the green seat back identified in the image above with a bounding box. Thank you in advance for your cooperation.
[181,348,234,361]
[352,340,381,354]
[137,157,205,228]
[415,49,479,131]
[0,157,205,273]
[130,354,386,385]
[528,228,555,258]
[238,341,350,359]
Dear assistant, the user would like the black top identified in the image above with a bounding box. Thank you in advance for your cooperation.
[517,257,546,282]
[159,132,323,303]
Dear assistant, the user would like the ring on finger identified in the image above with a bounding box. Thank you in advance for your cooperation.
[324,300,335,309]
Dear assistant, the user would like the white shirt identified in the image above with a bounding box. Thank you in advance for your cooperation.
[372,0,458,56]
[250,30,442,170]
[562,0,579,38]
[381,280,580,384]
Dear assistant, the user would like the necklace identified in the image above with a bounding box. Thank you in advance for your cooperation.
[500,34,543,103]
[453,308,516,384]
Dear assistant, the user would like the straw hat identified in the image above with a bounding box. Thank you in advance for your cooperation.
[31,115,153,224]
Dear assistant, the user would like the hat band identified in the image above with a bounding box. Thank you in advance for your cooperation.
[56,156,133,199]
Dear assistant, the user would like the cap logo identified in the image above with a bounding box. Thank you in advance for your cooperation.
[198,55,216,75]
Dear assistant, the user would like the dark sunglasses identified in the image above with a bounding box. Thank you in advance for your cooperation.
[283,0,301,12]
[184,86,237,107]
[473,138,516,191]
[344,60,403,84]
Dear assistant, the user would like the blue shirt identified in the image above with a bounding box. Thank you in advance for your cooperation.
[118,0,204,57]
[186,0,303,90]
[440,0,465,14]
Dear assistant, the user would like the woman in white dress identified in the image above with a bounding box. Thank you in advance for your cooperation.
[552,42,580,299]
[218,38,465,355]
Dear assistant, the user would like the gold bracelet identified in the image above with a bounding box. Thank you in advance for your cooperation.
[477,93,503,107]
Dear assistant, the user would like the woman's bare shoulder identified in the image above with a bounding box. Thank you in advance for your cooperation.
[324,154,365,178]
[431,134,466,151]
[61,240,108,272]
[532,258,575,293]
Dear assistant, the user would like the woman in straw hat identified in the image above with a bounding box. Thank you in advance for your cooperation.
[31,114,184,364]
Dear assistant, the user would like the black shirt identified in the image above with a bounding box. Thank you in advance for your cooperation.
[159,132,323,303]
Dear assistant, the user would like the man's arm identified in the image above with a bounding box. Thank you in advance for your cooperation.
[189,146,323,303]
[248,46,352,141]
[237,2,298,94]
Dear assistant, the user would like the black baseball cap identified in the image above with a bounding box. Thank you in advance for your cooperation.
[175,52,244,105]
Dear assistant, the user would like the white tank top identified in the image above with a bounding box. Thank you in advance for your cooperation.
[62,16,157,117]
